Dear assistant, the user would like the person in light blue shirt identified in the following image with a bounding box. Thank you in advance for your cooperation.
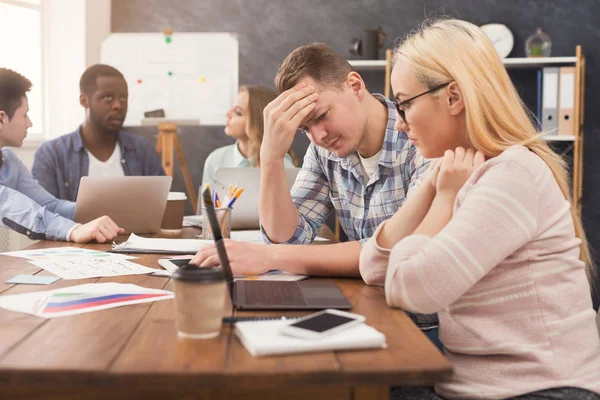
[0,68,123,243]
[31,64,164,201]
[201,85,296,190]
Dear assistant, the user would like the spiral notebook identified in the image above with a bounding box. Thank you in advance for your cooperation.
[235,319,387,357]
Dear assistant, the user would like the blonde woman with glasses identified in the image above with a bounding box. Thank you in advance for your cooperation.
[359,19,600,399]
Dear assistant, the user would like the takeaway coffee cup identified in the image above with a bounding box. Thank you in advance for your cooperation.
[161,192,187,230]
[172,264,227,339]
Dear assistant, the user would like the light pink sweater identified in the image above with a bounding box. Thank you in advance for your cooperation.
[360,146,600,399]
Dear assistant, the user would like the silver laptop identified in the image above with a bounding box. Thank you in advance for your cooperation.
[204,167,301,229]
[74,176,172,234]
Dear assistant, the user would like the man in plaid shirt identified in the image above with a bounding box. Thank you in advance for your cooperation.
[191,43,428,276]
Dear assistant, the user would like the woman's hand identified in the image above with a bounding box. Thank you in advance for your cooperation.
[423,160,442,190]
[436,147,485,197]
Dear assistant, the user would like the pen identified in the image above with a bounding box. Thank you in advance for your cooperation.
[226,195,237,208]
[226,187,243,208]
[222,316,301,324]
[214,190,221,208]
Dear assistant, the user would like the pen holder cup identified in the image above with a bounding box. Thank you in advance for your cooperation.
[201,207,232,240]
[172,265,227,339]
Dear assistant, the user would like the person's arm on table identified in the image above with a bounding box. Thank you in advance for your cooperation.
[191,239,362,277]
[0,185,123,243]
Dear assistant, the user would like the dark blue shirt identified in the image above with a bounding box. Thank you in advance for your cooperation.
[31,126,165,201]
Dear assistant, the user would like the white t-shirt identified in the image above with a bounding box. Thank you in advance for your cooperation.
[87,144,125,177]
[358,149,382,182]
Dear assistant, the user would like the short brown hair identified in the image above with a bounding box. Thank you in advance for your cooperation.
[275,43,353,94]
[0,68,32,119]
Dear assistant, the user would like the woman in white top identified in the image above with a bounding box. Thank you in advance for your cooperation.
[201,85,297,190]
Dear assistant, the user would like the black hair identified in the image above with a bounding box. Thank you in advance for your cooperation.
[0,68,32,119]
[79,64,125,95]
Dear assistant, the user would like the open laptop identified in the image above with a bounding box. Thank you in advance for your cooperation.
[202,187,351,310]
[74,176,172,234]
[201,167,301,230]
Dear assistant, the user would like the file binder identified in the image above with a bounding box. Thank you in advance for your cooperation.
[542,67,559,134]
[558,66,576,136]
[536,69,543,131]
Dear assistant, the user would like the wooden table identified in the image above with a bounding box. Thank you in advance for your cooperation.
[0,228,451,399]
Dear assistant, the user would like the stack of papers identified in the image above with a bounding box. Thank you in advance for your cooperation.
[235,320,387,357]
[0,283,173,318]
[112,233,212,254]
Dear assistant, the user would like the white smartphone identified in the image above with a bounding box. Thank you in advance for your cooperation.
[156,258,192,275]
[279,309,366,339]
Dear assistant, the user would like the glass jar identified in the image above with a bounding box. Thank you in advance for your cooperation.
[526,28,552,57]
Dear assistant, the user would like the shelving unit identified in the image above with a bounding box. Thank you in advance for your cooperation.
[503,56,577,68]
[349,46,586,216]
[347,59,387,70]
[349,49,393,98]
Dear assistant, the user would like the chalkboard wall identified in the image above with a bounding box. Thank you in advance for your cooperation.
[113,0,600,303]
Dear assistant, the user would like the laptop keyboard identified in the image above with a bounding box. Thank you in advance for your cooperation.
[405,312,439,330]
[237,281,307,306]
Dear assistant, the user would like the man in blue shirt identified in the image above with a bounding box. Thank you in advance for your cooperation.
[0,68,123,243]
[31,64,164,201]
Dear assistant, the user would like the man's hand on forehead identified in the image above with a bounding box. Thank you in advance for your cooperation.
[261,81,318,161]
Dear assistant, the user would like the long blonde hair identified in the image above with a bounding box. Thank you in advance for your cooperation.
[394,19,593,281]
[241,85,298,167]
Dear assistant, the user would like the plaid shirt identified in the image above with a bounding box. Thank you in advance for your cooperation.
[262,94,429,245]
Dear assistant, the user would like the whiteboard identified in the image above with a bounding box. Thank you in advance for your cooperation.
[101,33,238,126]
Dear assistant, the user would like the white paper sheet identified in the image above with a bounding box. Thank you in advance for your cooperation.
[1,247,135,261]
[0,283,173,318]
[29,258,156,280]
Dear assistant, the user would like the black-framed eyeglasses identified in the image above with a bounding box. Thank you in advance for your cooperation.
[393,82,452,124]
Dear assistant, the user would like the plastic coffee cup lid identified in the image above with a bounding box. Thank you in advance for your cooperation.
[168,192,187,201]
[172,264,225,283]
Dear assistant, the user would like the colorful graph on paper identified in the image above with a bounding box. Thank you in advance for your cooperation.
[0,283,174,319]
[40,292,172,315]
